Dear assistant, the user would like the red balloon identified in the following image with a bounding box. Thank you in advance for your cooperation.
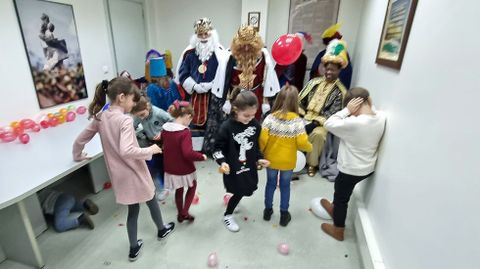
[13,127,24,136]
[40,120,49,129]
[66,111,76,122]
[19,133,30,144]
[271,34,303,65]
[49,117,59,127]
[32,124,41,132]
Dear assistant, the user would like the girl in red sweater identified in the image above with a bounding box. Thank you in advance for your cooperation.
[161,100,207,223]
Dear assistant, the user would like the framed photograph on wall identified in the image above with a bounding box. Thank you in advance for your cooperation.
[14,0,87,109]
[248,12,260,31]
[375,0,418,70]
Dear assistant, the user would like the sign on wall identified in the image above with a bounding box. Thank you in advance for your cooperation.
[14,0,87,109]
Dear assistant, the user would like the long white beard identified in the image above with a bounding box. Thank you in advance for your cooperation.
[195,38,214,62]
[190,30,219,62]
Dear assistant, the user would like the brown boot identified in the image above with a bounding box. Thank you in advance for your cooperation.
[320,198,333,219]
[321,223,344,241]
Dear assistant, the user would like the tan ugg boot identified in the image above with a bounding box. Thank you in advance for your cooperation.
[321,223,345,241]
[320,198,333,218]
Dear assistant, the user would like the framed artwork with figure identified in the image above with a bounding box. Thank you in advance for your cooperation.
[375,0,418,70]
[248,12,260,31]
[14,0,87,109]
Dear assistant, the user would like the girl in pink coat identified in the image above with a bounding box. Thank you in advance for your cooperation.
[73,77,175,262]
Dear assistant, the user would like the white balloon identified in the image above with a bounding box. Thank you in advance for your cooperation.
[310,197,332,220]
[293,151,306,173]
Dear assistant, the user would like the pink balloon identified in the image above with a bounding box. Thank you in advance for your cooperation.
[207,252,218,267]
[66,111,76,122]
[223,194,232,206]
[31,124,41,132]
[76,106,87,115]
[0,131,17,143]
[20,119,35,129]
[271,34,303,65]
[192,194,200,205]
[19,133,30,144]
[277,243,289,255]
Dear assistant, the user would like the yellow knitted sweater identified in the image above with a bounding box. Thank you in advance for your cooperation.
[259,112,313,170]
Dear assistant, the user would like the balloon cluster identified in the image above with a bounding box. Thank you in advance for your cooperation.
[0,105,87,144]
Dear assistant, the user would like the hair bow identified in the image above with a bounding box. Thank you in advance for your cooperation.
[173,100,190,109]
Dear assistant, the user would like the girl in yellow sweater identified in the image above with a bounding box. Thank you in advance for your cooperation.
[259,85,312,226]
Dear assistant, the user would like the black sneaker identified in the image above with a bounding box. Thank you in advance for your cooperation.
[128,239,143,262]
[279,211,291,227]
[157,222,175,240]
[83,199,99,215]
[263,208,273,221]
[78,213,95,229]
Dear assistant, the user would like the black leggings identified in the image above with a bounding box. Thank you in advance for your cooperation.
[224,194,243,216]
[127,196,164,248]
[333,171,373,227]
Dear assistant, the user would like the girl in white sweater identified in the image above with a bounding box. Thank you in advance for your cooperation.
[320,87,386,241]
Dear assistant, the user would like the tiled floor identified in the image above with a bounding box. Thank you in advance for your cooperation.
[36,160,361,269]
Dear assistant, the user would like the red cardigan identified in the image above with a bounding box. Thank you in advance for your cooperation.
[161,123,204,175]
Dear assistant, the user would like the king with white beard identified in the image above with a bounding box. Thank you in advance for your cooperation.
[176,18,230,156]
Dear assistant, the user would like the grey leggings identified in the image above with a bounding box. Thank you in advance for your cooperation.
[127,196,164,248]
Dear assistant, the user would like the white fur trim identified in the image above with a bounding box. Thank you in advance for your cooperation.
[162,122,188,132]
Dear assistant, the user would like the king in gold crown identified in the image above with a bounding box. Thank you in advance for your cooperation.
[231,25,264,89]
[194,17,213,35]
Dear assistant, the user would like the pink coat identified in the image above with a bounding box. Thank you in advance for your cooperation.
[73,106,155,205]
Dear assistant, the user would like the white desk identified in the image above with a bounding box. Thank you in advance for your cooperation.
[0,115,109,268]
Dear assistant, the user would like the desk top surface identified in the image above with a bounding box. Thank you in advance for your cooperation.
[0,115,103,209]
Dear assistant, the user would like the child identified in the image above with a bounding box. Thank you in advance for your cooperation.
[213,89,270,232]
[320,87,386,241]
[132,96,173,201]
[147,76,182,111]
[72,77,175,261]
[259,85,312,227]
[38,189,98,232]
[161,100,207,223]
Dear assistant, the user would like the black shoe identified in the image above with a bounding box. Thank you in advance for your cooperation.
[128,239,143,262]
[279,211,291,227]
[83,199,99,215]
[263,208,273,221]
[78,213,95,229]
[158,222,175,240]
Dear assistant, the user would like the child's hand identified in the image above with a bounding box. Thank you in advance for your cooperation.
[74,152,91,162]
[347,97,364,115]
[152,133,161,141]
[219,162,230,175]
[258,159,270,168]
[202,154,208,161]
[150,144,162,154]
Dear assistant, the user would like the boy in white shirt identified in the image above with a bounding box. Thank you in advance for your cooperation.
[320,87,386,241]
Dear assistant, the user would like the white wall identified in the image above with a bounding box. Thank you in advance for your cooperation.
[265,0,289,51]
[337,0,365,59]
[0,0,115,125]
[145,0,241,71]
[241,0,269,41]
[350,0,480,268]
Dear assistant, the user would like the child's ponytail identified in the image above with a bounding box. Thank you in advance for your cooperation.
[89,80,108,120]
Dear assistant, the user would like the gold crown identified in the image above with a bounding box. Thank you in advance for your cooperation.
[194,18,213,34]
[235,25,258,44]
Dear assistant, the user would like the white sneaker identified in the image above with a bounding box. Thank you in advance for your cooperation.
[223,215,239,232]
[157,189,169,201]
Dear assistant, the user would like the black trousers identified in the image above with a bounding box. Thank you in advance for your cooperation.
[333,171,373,227]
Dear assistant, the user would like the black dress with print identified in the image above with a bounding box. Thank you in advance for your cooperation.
[213,118,263,196]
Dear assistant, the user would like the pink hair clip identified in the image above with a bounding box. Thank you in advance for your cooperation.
[173,100,190,109]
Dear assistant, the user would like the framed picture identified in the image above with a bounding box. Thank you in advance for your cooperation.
[247,12,260,31]
[14,0,87,109]
[375,0,418,70]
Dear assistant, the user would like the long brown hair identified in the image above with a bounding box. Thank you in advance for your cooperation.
[131,95,151,114]
[271,85,299,115]
[167,100,194,119]
[230,87,258,118]
[88,77,140,120]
